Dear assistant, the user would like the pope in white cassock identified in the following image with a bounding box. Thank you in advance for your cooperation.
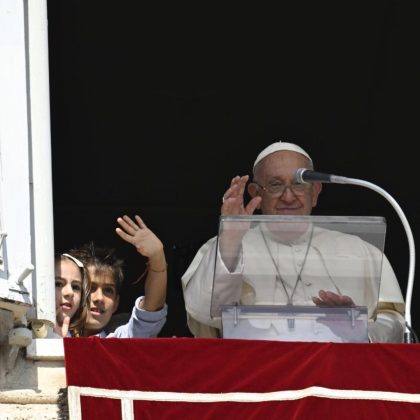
[182,141,405,342]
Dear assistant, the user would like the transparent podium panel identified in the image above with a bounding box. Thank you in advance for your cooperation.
[211,215,386,342]
[221,305,369,343]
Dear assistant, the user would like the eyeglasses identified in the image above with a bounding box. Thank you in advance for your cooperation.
[253,181,310,196]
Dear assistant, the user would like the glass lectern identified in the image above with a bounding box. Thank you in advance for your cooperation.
[211,215,386,343]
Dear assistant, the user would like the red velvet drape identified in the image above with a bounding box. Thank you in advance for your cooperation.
[64,337,420,419]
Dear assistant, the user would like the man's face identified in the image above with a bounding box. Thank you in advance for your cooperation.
[249,150,321,216]
[85,266,119,335]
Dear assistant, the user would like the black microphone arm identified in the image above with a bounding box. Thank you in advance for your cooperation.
[295,168,350,184]
[295,168,416,343]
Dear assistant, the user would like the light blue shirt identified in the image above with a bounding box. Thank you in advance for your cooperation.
[97,297,167,338]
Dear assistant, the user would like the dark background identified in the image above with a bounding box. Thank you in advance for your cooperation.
[46,2,420,337]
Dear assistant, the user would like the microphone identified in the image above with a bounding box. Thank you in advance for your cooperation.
[295,168,349,184]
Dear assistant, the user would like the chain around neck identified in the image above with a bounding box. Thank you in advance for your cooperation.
[261,224,314,305]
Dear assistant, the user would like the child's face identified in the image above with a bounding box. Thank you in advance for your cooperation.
[55,259,83,326]
[85,266,119,335]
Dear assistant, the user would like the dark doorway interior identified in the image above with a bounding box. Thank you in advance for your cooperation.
[47,2,420,337]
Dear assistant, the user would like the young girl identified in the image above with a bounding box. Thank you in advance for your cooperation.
[54,253,89,337]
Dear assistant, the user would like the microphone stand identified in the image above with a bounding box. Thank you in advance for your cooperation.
[322,175,416,343]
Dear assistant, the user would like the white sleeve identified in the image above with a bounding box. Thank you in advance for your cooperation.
[181,236,243,330]
[368,310,405,342]
[378,255,405,314]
